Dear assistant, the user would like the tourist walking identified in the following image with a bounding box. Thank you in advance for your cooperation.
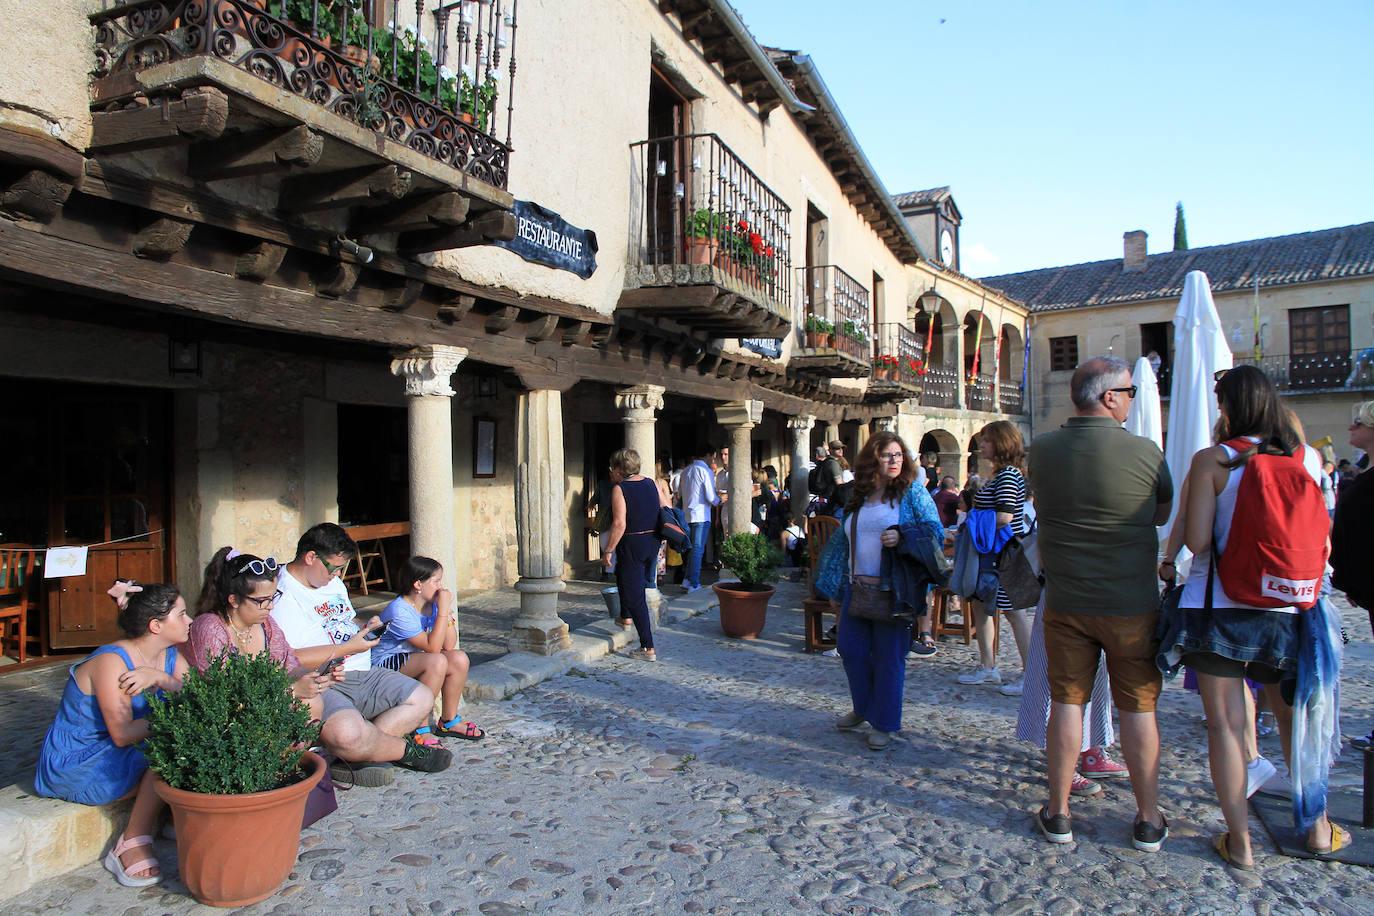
[1332,400,1374,750]
[1160,366,1347,867]
[35,581,190,887]
[602,447,670,661]
[1028,355,1173,850]
[956,420,1033,693]
[679,446,720,593]
[815,432,945,750]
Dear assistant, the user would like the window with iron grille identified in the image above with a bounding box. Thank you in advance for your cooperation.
[1050,336,1079,371]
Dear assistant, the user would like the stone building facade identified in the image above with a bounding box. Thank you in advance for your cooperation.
[0,0,1025,659]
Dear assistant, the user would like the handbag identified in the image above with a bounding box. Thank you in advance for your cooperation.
[656,505,690,552]
[845,506,910,624]
[996,522,1043,610]
[302,755,339,828]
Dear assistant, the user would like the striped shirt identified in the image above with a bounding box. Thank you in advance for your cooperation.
[974,465,1029,611]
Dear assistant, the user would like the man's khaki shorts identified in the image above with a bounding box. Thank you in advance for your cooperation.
[1043,608,1162,713]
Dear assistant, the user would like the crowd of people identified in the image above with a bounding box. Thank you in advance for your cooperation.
[27,357,1372,889]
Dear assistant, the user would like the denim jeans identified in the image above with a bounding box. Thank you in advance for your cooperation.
[684,521,710,588]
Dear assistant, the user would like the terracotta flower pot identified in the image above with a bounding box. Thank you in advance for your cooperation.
[713,582,774,639]
[154,751,326,908]
[687,236,714,265]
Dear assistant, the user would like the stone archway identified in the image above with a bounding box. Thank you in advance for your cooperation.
[919,428,963,488]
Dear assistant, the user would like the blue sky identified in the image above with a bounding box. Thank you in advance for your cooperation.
[729,0,1374,276]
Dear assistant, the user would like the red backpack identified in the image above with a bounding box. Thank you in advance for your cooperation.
[1215,437,1328,610]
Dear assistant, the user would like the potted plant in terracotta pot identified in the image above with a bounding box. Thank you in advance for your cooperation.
[686,208,719,265]
[144,651,325,908]
[713,532,781,639]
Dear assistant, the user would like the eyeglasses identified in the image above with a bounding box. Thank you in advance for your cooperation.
[319,556,348,577]
[879,452,905,463]
[233,556,279,577]
[1213,368,1231,382]
[239,594,276,609]
[1103,386,1137,399]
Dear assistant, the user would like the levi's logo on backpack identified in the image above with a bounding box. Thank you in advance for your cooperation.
[1217,437,1328,610]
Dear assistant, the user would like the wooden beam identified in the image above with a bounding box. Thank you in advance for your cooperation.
[90,87,229,152]
[188,126,323,181]
[679,9,713,40]
[352,191,470,236]
[523,314,560,342]
[0,170,73,221]
[561,320,591,347]
[316,261,360,298]
[0,125,84,178]
[397,209,516,254]
[382,278,425,312]
[484,305,520,333]
[132,217,193,260]
[436,292,476,324]
[234,241,287,281]
[280,165,412,213]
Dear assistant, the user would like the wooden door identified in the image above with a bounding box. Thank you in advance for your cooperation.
[47,393,169,649]
[1288,304,1350,389]
[647,70,688,264]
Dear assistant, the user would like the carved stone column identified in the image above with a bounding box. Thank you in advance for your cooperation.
[510,387,572,655]
[390,346,466,594]
[787,414,816,524]
[715,400,762,535]
[948,322,967,410]
[615,384,665,467]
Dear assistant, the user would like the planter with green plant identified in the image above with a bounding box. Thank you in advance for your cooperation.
[804,315,834,349]
[686,207,721,265]
[713,532,781,639]
[145,651,325,908]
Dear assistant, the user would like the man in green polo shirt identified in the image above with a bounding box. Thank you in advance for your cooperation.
[1028,355,1173,852]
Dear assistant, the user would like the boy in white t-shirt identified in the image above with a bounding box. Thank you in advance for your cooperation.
[271,523,451,785]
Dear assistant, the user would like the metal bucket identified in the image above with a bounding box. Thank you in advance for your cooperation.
[601,586,621,618]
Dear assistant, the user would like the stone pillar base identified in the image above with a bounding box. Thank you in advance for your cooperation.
[509,576,571,655]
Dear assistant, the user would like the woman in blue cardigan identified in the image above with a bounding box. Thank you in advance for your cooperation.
[816,431,944,749]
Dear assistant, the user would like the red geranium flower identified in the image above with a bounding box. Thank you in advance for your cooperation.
[737,219,749,231]
[765,246,775,258]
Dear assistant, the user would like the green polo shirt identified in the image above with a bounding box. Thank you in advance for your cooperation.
[1028,416,1173,616]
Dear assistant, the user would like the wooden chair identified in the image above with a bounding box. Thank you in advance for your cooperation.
[340,522,410,596]
[0,546,38,665]
[930,590,999,656]
[802,515,840,652]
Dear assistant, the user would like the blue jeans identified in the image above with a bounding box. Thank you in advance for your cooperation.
[684,521,710,588]
[837,585,911,733]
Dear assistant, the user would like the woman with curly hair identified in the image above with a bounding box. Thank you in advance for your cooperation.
[815,431,944,750]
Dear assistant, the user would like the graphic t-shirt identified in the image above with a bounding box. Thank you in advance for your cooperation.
[270,568,369,672]
[371,596,438,668]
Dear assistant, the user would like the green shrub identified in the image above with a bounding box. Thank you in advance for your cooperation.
[144,651,320,795]
[719,532,781,588]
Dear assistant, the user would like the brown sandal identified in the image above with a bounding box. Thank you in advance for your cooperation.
[1213,832,1255,871]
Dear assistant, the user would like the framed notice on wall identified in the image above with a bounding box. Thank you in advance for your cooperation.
[473,417,497,478]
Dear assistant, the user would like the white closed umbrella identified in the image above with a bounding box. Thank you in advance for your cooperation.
[1161,270,1233,555]
[1125,356,1163,450]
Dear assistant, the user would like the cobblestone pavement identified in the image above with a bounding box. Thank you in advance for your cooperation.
[4,584,1372,915]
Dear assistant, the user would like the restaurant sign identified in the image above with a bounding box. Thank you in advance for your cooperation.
[741,337,783,359]
[492,200,598,279]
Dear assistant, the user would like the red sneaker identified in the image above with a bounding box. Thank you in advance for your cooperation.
[1079,747,1128,779]
[1070,772,1102,797]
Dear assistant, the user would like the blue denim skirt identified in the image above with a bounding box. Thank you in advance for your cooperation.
[1176,606,1300,674]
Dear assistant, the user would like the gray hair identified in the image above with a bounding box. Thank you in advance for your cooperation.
[1070,355,1131,409]
[609,447,641,476]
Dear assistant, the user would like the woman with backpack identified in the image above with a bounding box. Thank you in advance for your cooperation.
[1159,366,1346,869]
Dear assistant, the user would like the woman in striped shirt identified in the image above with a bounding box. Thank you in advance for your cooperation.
[956,421,1034,693]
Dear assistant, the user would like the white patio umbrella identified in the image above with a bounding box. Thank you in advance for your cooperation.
[1161,270,1233,558]
[1125,356,1163,450]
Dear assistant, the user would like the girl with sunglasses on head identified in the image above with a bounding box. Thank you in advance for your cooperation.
[188,547,337,720]
[1331,400,1374,751]
[35,580,191,888]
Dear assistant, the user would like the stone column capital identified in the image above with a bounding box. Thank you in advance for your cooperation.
[390,345,468,397]
[715,399,763,429]
[873,416,897,433]
[786,413,816,432]
[614,384,666,415]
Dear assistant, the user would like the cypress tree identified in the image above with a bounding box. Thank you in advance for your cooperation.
[1173,202,1189,251]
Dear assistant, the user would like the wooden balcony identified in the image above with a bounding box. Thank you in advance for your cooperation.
[790,265,870,378]
[620,133,792,338]
[87,0,518,254]
[867,322,924,400]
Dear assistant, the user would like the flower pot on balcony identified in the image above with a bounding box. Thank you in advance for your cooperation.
[459,111,476,125]
[687,237,714,266]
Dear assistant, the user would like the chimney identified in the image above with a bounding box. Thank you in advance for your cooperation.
[1123,230,1148,272]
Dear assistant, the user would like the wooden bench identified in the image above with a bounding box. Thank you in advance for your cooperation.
[340,522,411,596]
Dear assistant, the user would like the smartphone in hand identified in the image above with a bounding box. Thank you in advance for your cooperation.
[316,655,344,676]
[361,621,388,642]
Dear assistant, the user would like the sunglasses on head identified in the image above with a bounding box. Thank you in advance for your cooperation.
[234,556,279,577]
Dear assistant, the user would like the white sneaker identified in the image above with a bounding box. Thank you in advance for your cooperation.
[820,648,839,658]
[998,678,1024,696]
[956,667,1002,686]
[1246,756,1278,798]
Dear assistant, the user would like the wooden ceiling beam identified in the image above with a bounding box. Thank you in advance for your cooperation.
[188,125,323,181]
[279,165,412,213]
[396,209,516,254]
[132,217,194,260]
[90,87,229,152]
[353,191,470,236]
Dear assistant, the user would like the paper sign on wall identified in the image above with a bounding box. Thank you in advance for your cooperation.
[44,546,88,578]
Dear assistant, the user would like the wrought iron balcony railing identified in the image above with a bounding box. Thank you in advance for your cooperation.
[798,265,870,365]
[628,133,792,313]
[91,0,515,189]
[920,366,958,409]
[1232,349,1374,392]
[967,374,996,411]
[1000,382,1024,415]
[870,323,924,390]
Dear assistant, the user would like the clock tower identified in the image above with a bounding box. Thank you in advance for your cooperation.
[893,186,962,271]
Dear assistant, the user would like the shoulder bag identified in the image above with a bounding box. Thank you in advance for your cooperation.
[845,505,911,624]
[996,521,1043,610]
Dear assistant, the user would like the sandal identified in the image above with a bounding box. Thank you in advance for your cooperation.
[1212,832,1255,871]
[908,632,938,658]
[104,833,162,888]
[628,648,657,662]
[434,717,486,741]
[1307,823,1352,856]
[412,726,443,748]
[617,618,633,630]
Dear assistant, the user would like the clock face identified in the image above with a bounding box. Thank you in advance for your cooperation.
[940,229,954,266]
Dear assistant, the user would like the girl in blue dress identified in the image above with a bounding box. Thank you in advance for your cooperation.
[34,581,190,887]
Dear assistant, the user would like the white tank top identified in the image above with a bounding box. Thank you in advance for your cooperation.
[1180,439,1322,613]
